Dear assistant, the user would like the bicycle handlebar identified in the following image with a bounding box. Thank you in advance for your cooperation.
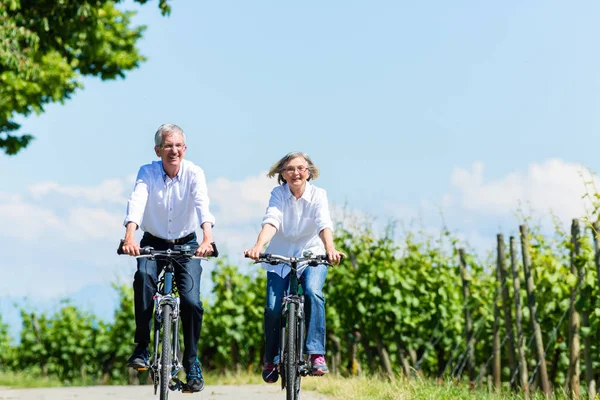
[245,253,333,266]
[117,240,219,259]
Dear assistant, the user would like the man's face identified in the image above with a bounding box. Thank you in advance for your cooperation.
[154,132,187,169]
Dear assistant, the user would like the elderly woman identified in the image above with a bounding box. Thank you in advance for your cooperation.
[245,151,345,384]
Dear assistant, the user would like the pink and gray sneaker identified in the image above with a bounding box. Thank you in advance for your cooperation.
[310,354,329,376]
[262,362,279,383]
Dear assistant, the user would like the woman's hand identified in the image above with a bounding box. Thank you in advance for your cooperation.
[244,245,263,260]
[326,247,346,265]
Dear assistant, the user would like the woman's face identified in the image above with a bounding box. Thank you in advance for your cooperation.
[283,156,310,190]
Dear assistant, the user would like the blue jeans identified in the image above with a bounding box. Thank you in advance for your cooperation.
[133,232,204,371]
[264,265,328,364]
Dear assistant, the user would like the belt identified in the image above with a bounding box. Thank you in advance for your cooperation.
[147,232,196,245]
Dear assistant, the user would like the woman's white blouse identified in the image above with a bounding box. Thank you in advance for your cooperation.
[261,182,334,278]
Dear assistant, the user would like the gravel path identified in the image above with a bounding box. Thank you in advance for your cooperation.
[0,385,330,400]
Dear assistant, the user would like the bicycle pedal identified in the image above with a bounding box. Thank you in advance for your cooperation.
[136,367,148,371]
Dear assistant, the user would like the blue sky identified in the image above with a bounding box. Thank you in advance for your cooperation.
[1,0,600,338]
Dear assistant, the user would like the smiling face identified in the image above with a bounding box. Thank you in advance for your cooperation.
[283,156,310,193]
[154,132,187,171]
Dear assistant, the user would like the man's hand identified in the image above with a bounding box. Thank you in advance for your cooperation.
[121,240,141,256]
[196,240,214,257]
[121,222,140,256]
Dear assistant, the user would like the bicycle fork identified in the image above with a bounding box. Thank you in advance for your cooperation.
[152,295,184,391]
[281,295,306,375]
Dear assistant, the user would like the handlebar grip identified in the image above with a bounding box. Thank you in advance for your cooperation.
[211,242,219,258]
[117,240,125,255]
[244,253,270,259]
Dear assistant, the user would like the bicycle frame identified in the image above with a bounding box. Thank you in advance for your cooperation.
[281,262,307,376]
[151,262,184,394]
[249,252,331,400]
[118,240,218,399]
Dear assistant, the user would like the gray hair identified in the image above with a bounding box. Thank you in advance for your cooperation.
[267,151,320,184]
[154,124,186,147]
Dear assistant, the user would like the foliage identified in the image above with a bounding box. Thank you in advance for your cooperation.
[0,0,170,155]
[0,214,598,397]
[200,258,266,372]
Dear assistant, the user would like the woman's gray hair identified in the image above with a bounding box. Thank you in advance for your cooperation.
[267,151,320,184]
[154,124,186,147]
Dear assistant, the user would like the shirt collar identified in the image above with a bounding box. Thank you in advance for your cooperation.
[285,181,314,202]
[161,160,184,183]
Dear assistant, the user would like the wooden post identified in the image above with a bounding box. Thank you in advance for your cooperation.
[347,329,362,376]
[510,236,529,394]
[375,335,395,380]
[492,235,503,390]
[328,333,342,375]
[582,311,596,399]
[458,248,476,383]
[593,222,600,305]
[567,219,581,399]
[498,234,518,385]
[519,225,550,396]
[397,344,412,378]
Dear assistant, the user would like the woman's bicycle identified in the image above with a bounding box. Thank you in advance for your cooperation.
[248,251,332,400]
[118,240,218,400]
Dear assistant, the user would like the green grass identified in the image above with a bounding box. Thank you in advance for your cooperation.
[0,371,71,388]
[301,375,572,400]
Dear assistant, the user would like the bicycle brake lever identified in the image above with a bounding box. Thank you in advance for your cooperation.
[210,242,219,258]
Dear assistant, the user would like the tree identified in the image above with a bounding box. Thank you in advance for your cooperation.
[0,0,171,155]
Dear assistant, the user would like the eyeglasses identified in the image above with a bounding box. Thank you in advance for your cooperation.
[161,143,185,151]
[284,166,308,174]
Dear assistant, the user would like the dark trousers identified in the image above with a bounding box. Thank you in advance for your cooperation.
[133,232,204,371]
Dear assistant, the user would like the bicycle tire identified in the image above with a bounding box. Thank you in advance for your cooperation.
[160,303,173,400]
[286,302,298,400]
[294,313,304,398]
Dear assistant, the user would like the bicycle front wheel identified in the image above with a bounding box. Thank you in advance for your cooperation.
[286,302,299,400]
[160,303,173,400]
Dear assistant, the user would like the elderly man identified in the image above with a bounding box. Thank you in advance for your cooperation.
[120,123,215,392]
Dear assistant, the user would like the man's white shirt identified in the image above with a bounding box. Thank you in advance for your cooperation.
[124,160,215,239]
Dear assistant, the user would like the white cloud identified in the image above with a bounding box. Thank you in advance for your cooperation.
[208,171,274,225]
[64,208,123,241]
[450,159,598,224]
[0,195,62,240]
[28,176,134,205]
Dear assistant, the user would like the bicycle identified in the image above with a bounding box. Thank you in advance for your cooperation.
[118,240,218,400]
[247,251,333,400]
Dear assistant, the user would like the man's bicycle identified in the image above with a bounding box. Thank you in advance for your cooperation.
[118,240,218,400]
[248,252,332,400]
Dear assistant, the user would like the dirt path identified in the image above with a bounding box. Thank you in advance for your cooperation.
[0,385,330,400]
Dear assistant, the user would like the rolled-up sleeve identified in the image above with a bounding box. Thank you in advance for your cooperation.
[262,187,284,230]
[123,166,150,227]
[314,188,334,234]
[191,166,216,227]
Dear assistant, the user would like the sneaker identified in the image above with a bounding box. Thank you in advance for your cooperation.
[127,345,150,370]
[310,354,329,376]
[262,362,279,383]
[184,360,204,393]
